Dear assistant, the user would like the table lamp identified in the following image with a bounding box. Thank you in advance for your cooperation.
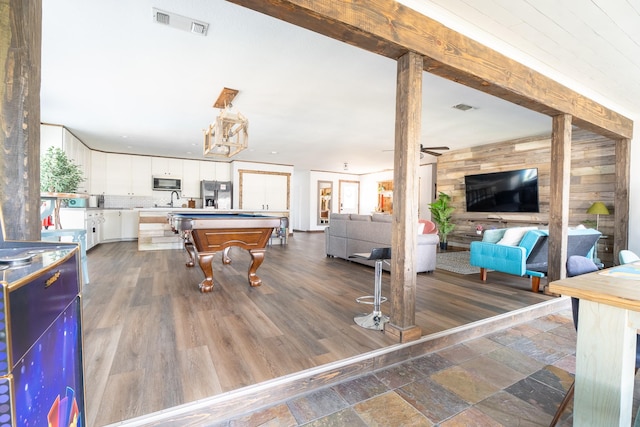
[586,201,609,231]
[587,201,609,267]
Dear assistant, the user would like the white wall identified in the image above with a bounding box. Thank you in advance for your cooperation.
[419,163,435,219]
[296,170,359,231]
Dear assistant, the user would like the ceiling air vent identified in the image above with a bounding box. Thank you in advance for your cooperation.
[452,103,474,111]
[191,22,208,36]
[154,10,170,25]
[152,8,209,36]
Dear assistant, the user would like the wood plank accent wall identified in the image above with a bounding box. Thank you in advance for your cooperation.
[436,128,617,266]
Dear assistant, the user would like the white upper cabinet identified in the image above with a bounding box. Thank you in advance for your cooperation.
[62,129,91,193]
[199,161,231,182]
[130,156,153,196]
[90,151,107,194]
[152,157,183,177]
[199,161,216,182]
[106,153,152,196]
[182,159,201,198]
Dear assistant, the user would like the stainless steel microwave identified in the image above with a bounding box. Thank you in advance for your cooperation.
[152,176,182,191]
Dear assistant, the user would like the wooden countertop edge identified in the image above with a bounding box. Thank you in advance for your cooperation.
[549,281,640,312]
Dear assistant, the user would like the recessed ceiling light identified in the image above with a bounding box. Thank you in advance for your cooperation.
[452,103,474,111]
[271,151,278,155]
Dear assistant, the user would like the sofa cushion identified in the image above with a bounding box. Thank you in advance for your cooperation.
[331,213,351,221]
[372,213,393,223]
[350,214,371,222]
[496,226,538,246]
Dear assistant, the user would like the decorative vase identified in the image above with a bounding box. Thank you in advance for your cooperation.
[440,242,448,250]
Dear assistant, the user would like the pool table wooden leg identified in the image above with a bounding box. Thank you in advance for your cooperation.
[184,240,195,267]
[248,249,265,287]
[222,246,232,265]
[197,253,215,292]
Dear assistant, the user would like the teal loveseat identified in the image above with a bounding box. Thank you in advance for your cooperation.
[470,227,601,292]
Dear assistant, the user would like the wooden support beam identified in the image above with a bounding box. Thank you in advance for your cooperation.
[385,51,421,342]
[0,0,42,240]
[547,114,572,284]
[226,0,632,140]
[614,138,631,262]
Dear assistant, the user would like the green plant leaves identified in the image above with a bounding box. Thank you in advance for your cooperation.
[40,146,85,193]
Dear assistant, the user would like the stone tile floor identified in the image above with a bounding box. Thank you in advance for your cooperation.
[211,308,640,426]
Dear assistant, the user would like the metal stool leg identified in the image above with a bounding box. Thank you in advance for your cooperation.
[354,259,389,330]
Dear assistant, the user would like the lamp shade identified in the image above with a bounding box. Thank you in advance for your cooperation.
[586,202,610,215]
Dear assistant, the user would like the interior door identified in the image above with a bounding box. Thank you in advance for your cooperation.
[339,180,359,214]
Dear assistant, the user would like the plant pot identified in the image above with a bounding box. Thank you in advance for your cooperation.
[440,242,448,250]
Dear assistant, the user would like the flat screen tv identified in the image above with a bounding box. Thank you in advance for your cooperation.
[465,168,539,213]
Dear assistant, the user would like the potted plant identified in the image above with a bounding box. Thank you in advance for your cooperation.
[429,191,455,250]
[40,146,85,228]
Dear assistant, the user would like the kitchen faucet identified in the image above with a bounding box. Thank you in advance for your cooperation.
[169,191,180,208]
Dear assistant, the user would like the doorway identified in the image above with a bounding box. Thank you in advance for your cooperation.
[339,180,359,214]
[318,181,332,225]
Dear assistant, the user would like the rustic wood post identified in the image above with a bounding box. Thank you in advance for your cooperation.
[613,138,630,262]
[547,114,572,284]
[0,0,42,240]
[385,51,422,343]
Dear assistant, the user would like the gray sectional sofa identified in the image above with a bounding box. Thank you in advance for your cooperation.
[324,213,439,272]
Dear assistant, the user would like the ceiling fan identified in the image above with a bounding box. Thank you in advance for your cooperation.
[420,145,449,157]
[384,145,450,157]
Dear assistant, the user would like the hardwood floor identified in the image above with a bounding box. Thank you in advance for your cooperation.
[82,232,553,426]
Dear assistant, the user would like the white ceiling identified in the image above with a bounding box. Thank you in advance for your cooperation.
[40,1,638,175]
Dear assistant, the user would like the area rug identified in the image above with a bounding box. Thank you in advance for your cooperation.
[436,251,480,275]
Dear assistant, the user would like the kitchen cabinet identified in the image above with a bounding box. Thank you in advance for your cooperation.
[57,208,103,250]
[41,124,92,193]
[106,153,152,196]
[152,157,183,177]
[85,210,103,250]
[240,171,289,211]
[200,161,231,182]
[182,160,201,198]
[63,129,92,193]
[130,156,153,196]
[58,208,134,246]
[102,209,139,241]
[91,151,107,194]
[121,210,139,240]
[102,210,122,242]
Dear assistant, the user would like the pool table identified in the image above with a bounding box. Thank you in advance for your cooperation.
[169,213,282,292]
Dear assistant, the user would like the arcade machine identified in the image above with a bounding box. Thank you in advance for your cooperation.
[0,211,85,426]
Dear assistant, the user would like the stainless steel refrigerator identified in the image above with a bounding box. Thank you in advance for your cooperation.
[201,180,233,209]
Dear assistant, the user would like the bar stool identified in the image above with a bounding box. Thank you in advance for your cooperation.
[268,217,289,246]
[351,247,391,331]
